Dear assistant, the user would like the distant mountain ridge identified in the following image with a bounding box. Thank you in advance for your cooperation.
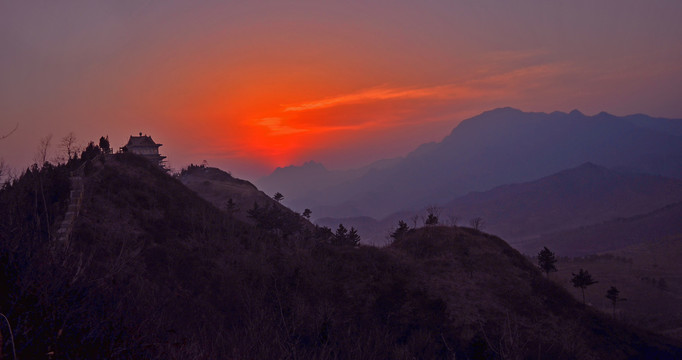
[256,157,401,203]
[283,107,682,219]
[318,163,682,249]
[520,200,682,257]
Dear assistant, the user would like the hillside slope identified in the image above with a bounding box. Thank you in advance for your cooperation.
[521,201,682,257]
[0,151,679,359]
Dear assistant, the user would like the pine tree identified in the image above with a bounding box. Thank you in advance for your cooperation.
[273,192,284,202]
[390,220,410,241]
[605,286,626,317]
[571,268,598,304]
[537,247,558,278]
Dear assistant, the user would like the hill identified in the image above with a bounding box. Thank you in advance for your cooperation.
[320,163,682,247]
[549,235,682,341]
[0,149,680,358]
[520,201,682,257]
[290,108,682,219]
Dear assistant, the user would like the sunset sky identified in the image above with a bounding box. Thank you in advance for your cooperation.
[2,1,681,179]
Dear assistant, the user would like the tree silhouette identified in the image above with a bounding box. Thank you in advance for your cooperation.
[99,136,111,154]
[571,268,598,304]
[537,247,558,278]
[332,224,360,247]
[470,217,484,231]
[273,192,284,202]
[605,286,626,317]
[225,198,238,216]
[425,213,438,226]
[390,220,410,241]
[347,227,361,247]
[302,208,312,220]
[425,206,440,226]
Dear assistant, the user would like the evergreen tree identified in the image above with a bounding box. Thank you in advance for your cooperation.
[347,227,361,247]
[225,198,238,217]
[537,247,558,278]
[332,224,360,246]
[302,208,312,220]
[571,268,598,304]
[605,286,626,317]
[390,220,410,241]
[273,192,284,202]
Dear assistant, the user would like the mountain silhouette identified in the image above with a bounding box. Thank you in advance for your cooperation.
[318,163,682,249]
[288,108,682,219]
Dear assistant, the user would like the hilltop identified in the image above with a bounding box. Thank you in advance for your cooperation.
[0,149,680,358]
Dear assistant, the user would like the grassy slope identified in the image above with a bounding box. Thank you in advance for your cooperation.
[1,153,680,359]
[551,235,682,341]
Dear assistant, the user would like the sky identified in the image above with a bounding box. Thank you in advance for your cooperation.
[1,0,681,180]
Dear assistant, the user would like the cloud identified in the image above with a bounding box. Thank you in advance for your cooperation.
[280,61,570,114]
[255,117,308,135]
[282,84,473,112]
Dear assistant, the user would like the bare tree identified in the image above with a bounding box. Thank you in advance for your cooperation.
[470,217,484,231]
[410,214,420,228]
[60,132,78,161]
[35,134,53,166]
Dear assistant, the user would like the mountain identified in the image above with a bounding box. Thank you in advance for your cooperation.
[294,108,682,219]
[256,158,401,206]
[520,200,682,257]
[2,150,679,358]
[321,163,682,247]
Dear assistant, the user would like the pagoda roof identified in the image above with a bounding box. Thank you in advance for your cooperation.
[126,134,162,148]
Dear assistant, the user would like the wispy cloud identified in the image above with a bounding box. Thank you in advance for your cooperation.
[283,84,473,112]
[280,62,570,114]
[256,117,308,135]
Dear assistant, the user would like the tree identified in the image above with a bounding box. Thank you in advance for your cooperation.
[425,213,439,226]
[347,227,361,247]
[60,132,78,161]
[273,192,284,202]
[470,217,484,231]
[425,206,440,226]
[302,208,312,220]
[99,136,111,154]
[605,286,626,317]
[332,224,360,247]
[35,134,53,166]
[390,220,410,241]
[571,268,598,304]
[537,247,558,278]
[225,198,238,216]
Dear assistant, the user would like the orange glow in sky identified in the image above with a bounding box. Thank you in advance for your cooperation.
[1,1,681,179]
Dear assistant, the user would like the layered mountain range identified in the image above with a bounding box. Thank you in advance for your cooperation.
[260,107,682,220]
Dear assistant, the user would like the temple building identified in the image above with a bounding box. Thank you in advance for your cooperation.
[122,133,166,168]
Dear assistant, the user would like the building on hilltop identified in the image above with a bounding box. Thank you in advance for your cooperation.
[122,132,166,168]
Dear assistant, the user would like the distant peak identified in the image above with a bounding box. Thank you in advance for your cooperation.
[569,109,584,116]
[485,107,522,115]
[596,111,613,117]
[578,162,602,169]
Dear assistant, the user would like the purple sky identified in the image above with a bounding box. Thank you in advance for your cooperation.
[1,1,681,180]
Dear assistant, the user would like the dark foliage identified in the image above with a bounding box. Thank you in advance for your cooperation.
[0,152,680,359]
[537,246,558,277]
